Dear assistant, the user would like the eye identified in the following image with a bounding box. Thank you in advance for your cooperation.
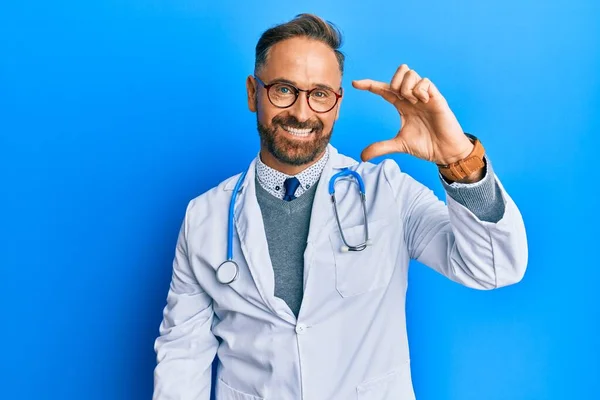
[273,83,295,95]
[312,90,331,98]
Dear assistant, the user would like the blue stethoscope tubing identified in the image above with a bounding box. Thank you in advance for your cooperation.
[215,170,248,285]
[215,168,370,285]
[328,168,371,252]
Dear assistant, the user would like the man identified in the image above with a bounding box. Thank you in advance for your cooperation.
[153,13,528,400]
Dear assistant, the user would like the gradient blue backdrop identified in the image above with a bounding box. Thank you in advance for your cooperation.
[1,1,598,399]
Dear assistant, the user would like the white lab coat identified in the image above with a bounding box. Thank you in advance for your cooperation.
[153,144,528,400]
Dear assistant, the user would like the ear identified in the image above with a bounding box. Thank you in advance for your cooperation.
[246,75,257,112]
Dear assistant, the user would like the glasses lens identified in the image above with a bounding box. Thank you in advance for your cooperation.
[308,89,337,112]
[268,83,297,107]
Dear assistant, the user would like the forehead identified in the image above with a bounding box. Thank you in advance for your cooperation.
[261,37,341,87]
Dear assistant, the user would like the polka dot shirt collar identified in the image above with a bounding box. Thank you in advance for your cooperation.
[256,147,330,200]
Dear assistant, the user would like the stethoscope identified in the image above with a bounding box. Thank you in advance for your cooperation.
[216,168,371,285]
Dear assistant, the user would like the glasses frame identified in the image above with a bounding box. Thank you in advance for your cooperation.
[254,75,343,114]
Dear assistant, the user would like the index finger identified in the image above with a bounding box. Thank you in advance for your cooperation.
[352,79,402,105]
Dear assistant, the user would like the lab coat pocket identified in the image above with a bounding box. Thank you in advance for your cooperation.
[356,361,415,400]
[216,378,264,400]
[330,218,395,298]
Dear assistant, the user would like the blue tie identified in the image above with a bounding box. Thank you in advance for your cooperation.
[283,177,300,201]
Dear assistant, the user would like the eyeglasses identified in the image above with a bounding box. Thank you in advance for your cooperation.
[254,76,342,113]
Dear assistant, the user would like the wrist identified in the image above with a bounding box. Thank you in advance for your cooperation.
[437,140,474,165]
[436,133,486,182]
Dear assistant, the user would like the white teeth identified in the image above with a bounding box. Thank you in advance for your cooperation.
[282,125,313,137]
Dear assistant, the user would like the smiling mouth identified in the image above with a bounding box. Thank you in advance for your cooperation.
[281,125,314,137]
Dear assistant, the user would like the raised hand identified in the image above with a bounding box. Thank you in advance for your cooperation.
[352,64,475,166]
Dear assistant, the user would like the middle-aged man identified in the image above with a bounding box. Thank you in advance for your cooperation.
[153,13,528,400]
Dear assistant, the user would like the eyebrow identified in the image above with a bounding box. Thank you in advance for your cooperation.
[269,77,339,92]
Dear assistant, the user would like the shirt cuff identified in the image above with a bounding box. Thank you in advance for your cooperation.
[438,156,506,223]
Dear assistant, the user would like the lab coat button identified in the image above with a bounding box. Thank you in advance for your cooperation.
[295,323,307,334]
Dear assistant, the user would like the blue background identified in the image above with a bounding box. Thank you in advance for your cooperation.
[1,1,598,399]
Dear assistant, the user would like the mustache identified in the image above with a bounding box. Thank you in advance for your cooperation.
[272,115,323,131]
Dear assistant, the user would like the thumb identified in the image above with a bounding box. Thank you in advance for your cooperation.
[360,138,408,162]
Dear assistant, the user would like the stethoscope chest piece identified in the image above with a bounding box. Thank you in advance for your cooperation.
[216,260,239,285]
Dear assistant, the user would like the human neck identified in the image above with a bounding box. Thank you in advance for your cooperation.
[259,148,326,176]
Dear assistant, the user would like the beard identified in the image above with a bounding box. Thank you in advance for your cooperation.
[257,113,333,166]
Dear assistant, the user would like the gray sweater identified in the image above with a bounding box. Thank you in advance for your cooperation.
[255,159,504,317]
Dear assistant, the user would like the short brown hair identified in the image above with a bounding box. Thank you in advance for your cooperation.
[254,13,345,75]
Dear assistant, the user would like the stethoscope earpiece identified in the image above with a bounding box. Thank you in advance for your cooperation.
[340,240,372,253]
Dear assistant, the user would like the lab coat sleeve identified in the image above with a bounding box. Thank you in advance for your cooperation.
[383,159,528,289]
[153,204,219,399]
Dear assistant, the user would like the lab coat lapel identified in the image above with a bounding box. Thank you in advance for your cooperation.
[233,160,296,323]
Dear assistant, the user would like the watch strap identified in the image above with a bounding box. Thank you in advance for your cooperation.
[437,134,485,182]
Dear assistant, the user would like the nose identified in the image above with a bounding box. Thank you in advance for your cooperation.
[288,91,313,122]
